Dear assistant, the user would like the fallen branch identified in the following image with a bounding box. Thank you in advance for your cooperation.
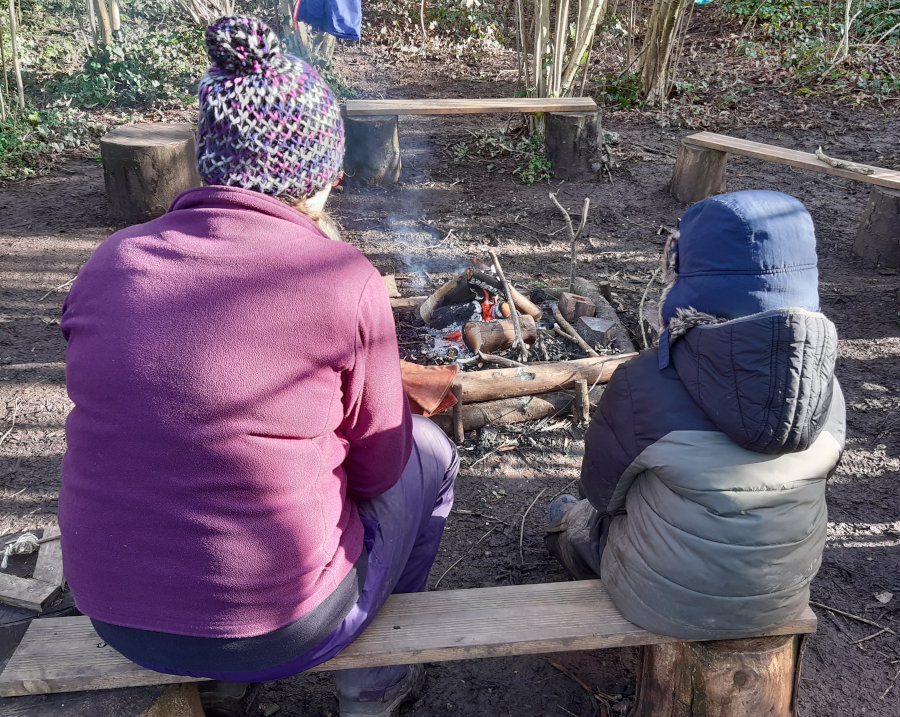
[455,354,636,403]
[815,147,874,175]
[478,351,526,368]
[433,525,498,589]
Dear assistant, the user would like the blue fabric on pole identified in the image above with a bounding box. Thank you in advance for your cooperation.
[695,0,715,5]
[295,0,362,42]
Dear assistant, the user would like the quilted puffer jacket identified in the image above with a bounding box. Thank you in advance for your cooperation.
[581,308,845,639]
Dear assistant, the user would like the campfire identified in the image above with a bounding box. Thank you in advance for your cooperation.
[389,252,651,442]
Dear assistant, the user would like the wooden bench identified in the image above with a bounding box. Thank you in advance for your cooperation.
[342,97,602,184]
[0,580,817,716]
[669,131,900,268]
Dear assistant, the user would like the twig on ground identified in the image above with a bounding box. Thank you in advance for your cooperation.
[550,661,607,714]
[434,525,498,589]
[0,398,20,451]
[882,666,900,700]
[810,600,897,635]
[855,627,890,644]
[519,487,547,565]
[39,277,76,301]
[489,250,529,362]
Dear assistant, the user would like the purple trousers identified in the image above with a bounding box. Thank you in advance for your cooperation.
[190,415,457,694]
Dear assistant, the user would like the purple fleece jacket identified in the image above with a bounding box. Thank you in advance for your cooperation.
[59,186,412,638]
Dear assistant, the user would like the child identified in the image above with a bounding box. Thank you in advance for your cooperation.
[547,190,845,639]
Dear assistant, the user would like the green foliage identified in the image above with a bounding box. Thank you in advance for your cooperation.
[363,0,509,52]
[595,72,645,109]
[0,105,96,182]
[446,130,552,184]
[50,28,206,108]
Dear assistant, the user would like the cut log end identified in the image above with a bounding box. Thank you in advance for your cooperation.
[545,110,603,180]
[669,143,728,204]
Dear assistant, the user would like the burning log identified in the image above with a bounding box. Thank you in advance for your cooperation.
[463,315,537,354]
[431,384,605,434]
[455,354,635,404]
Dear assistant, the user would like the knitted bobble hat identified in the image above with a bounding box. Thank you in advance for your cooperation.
[196,16,344,200]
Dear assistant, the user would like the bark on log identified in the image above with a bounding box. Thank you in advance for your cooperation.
[545,110,603,179]
[853,186,900,268]
[344,114,401,185]
[391,296,427,313]
[431,385,605,434]
[571,277,637,354]
[455,353,636,404]
[100,123,202,224]
[669,142,728,204]
[632,635,801,717]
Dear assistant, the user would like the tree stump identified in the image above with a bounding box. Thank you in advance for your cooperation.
[669,143,728,204]
[545,110,603,179]
[632,635,803,717]
[853,186,900,268]
[100,123,202,224]
[344,114,402,185]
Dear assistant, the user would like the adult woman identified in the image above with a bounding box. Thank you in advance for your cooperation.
[59,16,457,716]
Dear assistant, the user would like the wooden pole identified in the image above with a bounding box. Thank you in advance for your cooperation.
[7,0,24,111]
[489,250,529,362]
[454,353,635,404]
[574,379,590,425]
[451,385,465,444]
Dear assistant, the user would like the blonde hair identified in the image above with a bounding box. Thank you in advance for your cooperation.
[284,196,343,243]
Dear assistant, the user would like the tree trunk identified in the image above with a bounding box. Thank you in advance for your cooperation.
[94,0,113,47]
[633,635,803,717]
[545,110,603,179]
[296,23,336,66]
[100,123,203,224]
[7,0,24,111]
[110,0,121,34]
[454,353,635,403]
[343,114,402,185]
[853,186,900,268]
[639,0,692,105]
[85,0,98,49]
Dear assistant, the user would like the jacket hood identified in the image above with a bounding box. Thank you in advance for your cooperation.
[671,308,837,454]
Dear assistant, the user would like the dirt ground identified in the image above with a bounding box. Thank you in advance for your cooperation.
[2,31,900,717]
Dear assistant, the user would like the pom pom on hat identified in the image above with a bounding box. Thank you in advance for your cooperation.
[205,16,281,74]
[196,16,345,200]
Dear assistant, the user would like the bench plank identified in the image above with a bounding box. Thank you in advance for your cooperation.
[345,97,598,116]
[0,581,817,697]
[684,131,900,190]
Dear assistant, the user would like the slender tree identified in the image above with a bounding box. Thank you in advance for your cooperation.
[638,0,692,105]
[7,0,24,111]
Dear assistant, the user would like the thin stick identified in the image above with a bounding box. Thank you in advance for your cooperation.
[8,0,25,110]
[39,276,76,301]
[489,250,529,362]
[809,600,897,635]
[854,627,889,644]
[478,351,526,368]
[553,304,600,358]
[0,397,19,450]
[574,378,590,425]
[881,666,900,700]
[550,193,589,293]
[433,525,498,589]
[815,146,874,175]
[4,532,60,546]
[519,487,547,564]
[638,268,660,349]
